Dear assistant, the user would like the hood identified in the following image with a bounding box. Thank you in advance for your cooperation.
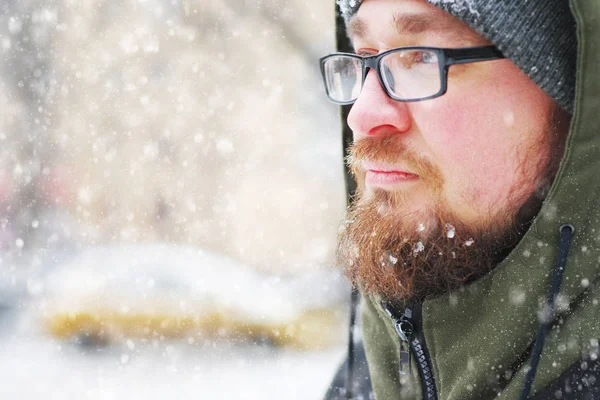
[360,1,600,398]
[415,0,599,397]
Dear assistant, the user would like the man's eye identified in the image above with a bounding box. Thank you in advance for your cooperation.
[421,52,437,64]
[412,51,437,65]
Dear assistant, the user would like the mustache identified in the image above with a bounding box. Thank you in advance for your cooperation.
[347,136,444,189]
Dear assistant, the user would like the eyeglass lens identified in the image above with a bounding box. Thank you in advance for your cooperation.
[323,57,363,103]
[323,49,443,103]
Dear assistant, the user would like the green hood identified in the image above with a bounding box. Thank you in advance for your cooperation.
[362,1,600,398]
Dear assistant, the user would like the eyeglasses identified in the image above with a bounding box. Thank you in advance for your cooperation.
[319,46,505,105]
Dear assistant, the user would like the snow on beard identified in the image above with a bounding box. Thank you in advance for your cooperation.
[336,136,522,302]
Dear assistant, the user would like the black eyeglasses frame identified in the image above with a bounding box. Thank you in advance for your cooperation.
[319,45,505,105]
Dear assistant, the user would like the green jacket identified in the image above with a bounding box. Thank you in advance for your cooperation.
[361,1,600,399]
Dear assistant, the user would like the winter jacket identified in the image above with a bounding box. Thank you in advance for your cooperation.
[327,0,600,399]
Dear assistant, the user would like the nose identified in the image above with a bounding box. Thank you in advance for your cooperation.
[347,69,413,139]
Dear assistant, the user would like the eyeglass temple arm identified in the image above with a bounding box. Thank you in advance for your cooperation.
[445,46,505,66]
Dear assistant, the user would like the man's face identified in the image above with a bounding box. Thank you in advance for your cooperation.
[337,0,570,301]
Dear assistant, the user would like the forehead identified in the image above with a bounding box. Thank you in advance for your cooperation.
[347,0,485,46]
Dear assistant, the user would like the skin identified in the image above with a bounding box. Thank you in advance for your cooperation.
[346,0,567,232]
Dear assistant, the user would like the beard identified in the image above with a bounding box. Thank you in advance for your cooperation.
[336,125,565,303]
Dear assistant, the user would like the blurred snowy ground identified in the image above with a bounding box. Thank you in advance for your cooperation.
[0,323,344,399]
[0,245,347,399]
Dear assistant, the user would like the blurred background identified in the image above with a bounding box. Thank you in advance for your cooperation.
[0,0,349,398]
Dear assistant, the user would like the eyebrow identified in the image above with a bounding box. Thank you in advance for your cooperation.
[393,12,445,35]
[347,17,368,39]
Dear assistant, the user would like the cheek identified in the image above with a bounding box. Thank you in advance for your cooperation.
[408,60,557,220]
[414,94,533,207]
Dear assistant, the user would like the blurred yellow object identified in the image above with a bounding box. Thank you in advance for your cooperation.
[45,307,346,350]
[41,245,350,350]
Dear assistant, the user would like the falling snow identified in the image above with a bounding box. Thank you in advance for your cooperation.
[0,0,344,398]
[413,241,425,255]
[509,287,526,305]
[446,223,456,239]
[581,278,590,288]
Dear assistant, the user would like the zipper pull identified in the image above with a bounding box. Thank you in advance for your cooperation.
[396,316,414,375]
[398,330,412,376]
[385,306,414,376]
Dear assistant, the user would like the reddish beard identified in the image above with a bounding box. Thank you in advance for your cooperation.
[336,135,545,303]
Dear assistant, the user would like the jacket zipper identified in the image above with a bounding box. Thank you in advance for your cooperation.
[384,304,438,400]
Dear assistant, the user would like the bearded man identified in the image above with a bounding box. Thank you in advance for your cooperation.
[321,0,600,399]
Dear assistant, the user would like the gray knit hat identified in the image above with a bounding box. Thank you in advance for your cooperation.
[337,0,577,113]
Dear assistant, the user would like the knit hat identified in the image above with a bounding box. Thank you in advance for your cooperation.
[337,0,577,113]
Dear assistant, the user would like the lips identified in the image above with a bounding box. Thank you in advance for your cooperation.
[363,162,419,186]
